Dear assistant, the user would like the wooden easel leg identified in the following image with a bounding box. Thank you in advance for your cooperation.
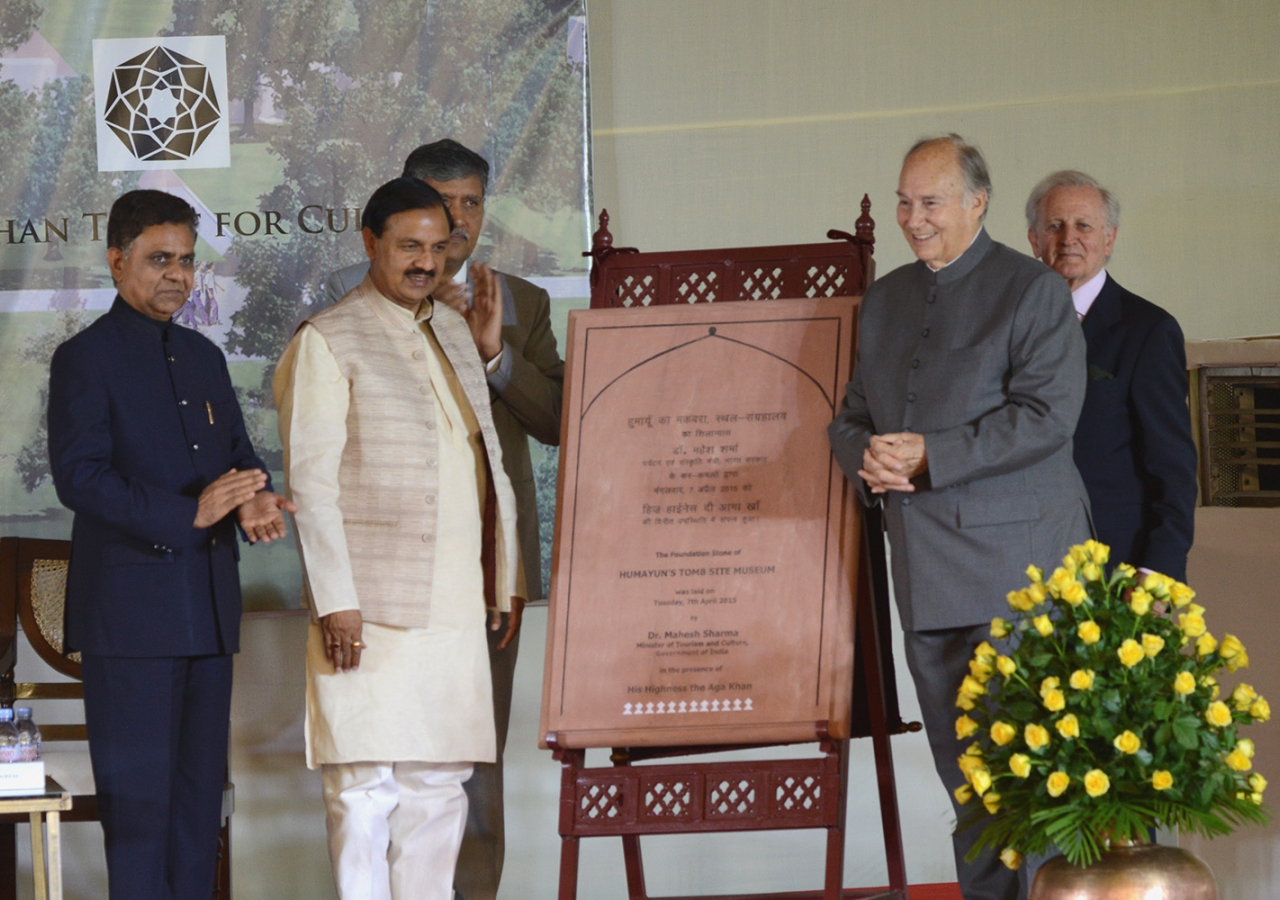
[861,507,909,900]
[558,834,581,900]
[621,834,648,900]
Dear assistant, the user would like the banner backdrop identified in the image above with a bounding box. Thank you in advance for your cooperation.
[0,0,590,608]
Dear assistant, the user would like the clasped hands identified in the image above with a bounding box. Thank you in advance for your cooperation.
[194,468,297,543]
[859,432,928,494]
[433,262,503,366]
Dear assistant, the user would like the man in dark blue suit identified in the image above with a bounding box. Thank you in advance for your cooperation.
[1027,171,1198,579]
[47,190,295,899]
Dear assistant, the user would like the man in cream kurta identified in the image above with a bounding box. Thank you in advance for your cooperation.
[274,177,522,900]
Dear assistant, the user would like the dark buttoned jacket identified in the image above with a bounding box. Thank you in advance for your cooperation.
[1075,274,1197,581]
[48,298,266,656]
[829,230,1092,631]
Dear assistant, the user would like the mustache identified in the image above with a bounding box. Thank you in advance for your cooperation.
[403,268,436,279]
[449,227,470,240]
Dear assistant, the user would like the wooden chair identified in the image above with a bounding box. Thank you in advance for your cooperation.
[0,537,232,900]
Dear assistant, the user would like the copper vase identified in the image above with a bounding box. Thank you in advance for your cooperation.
[1029,841,1218,900]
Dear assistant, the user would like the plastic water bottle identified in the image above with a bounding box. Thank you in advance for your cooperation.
[0,709,18,764]
[14,708,39,763]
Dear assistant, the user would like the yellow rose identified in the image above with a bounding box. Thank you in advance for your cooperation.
[1201,675,1220,700]
[1040,676,1060,697]
[1026,564,1043,583]
[1173,671,1196,696]
[1033,615,1054,637]
[1113,730,1142,754]
[1251,792,1264,805]
[955,674,986,710]
[1069,669,1095,691]
[1179,612,1206,638]
[1043,689,1066,712]
[1152,770,1174,791]
[983,791,1001,815]
[1060,580,1087,606]
[1068,545,1089,567]
[1142,571,1173,598]
[954,783,973,805]
[1081,561,1102,583]
[990,617,1011,639]
[1000,848,1022,870]
[1025,723,1051,752]
[958,755,983,780]
[1118,639,1145,668]
[1169,581,1196,607]
[1027,582,1048,604]
[955,715,979,740]
[1009,753,1032,778]
[1055,714,1080,739]
[1084,769,1111,798]
[1142,633,1165,658]
[974,640,997,661]
[990,721,1017,746]
[1250,697,1271,721]
[970,767,993,796]
[970,657,994,682]
[996,655,1017,677]
[1046,771,1071,797]
[1238,738,1255,759]
[1220,634,1249,672]
[1047,568,1075,598]
[1117,562,1137,578]
[1232,683,1259,711]
[1249,773,1267,793]
[1129,588,1153,616]
[1206,701,1233,728]
[1078,621,1101,645]
[1225,749,1253,772]
[1085,540,1110,565]
[1007,589,1035,612]
[1196,632,1218,657]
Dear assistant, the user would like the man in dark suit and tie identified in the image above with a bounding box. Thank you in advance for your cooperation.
[322,139,563,900]
[1026,171,1197,580]
[47,189,294,899]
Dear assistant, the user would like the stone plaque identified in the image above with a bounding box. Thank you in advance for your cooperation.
[540,297,861,749]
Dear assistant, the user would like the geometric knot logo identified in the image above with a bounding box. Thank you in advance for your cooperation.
[103,46,221,162]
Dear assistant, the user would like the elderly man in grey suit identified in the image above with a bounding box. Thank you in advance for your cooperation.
[323,139,563,900]
[829,135,1091,900]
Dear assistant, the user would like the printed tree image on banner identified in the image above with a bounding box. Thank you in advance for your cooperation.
[0,0,589,608]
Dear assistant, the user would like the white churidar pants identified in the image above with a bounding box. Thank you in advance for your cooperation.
[322,761,474,900]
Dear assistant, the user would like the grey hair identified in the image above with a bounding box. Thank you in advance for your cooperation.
[905,133,993,220]
[1025,170,1120,231]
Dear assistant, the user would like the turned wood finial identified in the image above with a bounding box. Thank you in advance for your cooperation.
[855,194,875,253]
[583,209,638,292]
[592,209,613,253]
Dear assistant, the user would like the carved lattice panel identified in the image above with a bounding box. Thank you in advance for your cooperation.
[609,271,659,308]
[672,267,721,304]
[736,265,785,301]
[706,777,759,818]
[640,777,693,820]
[803,263,850,298]
[773,774,822,815]
[577,781,625,822]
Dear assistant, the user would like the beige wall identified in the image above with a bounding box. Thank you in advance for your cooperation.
[588,0,1280,341]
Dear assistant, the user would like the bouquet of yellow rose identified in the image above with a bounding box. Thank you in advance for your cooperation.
[954,540,1270,869]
